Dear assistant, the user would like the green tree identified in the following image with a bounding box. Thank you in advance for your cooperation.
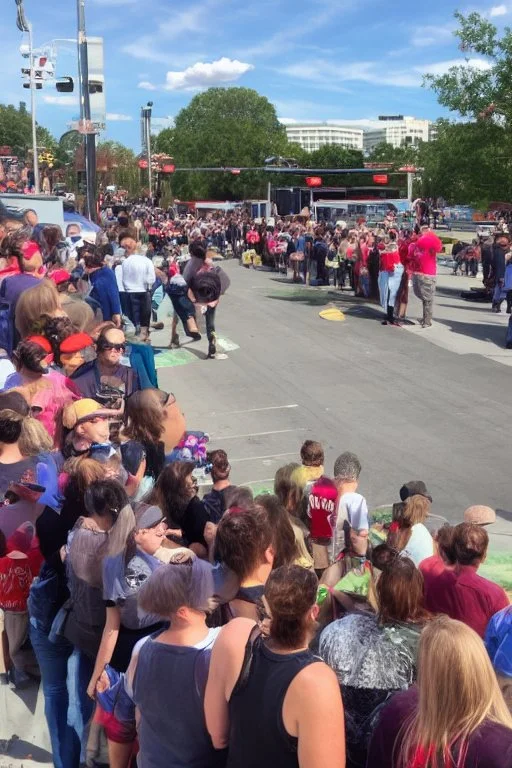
[417,120,512,207]
[0,102,57,158]
[366,142,419,166]
[425,11,512,124]
[169,87,289,199]
[153,127,175,156]
[96,141,140,196]
[423,11,512,206]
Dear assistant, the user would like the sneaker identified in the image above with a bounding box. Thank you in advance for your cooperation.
[151,322,164,330]
[208,336,217,359]
[186,332,202,342]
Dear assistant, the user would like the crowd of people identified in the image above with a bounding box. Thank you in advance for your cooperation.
[0,204,510,768]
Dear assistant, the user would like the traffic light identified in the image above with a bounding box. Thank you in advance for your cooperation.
[56,77,74,93]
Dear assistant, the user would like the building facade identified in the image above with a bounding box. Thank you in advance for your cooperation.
[362,116,434,152]
[285,123,364,152]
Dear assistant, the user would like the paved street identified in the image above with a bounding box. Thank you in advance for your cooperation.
[154,260,512,537]
[2,258,511,765]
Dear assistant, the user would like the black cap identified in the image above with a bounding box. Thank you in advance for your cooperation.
[399,481,432,503]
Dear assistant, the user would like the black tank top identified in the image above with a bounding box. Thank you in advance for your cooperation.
[227,636,318,768]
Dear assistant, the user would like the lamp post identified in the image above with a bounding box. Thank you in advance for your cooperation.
[77,0,96,220]
[141,102,153,201]
[15,0,40,193]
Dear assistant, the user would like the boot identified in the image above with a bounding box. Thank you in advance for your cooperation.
[208,334,217,359]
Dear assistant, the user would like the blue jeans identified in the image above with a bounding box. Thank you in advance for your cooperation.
[29,622,81,768]
[169,292,196,330]
[67,649,95,764]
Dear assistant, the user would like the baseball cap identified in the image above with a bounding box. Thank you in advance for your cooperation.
[60,332,93,354]
[399,481,432,503]
[135,504,165,529]
[463,505,496,526]
[62,398,113,429]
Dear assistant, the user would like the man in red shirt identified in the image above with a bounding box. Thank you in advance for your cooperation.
[412,226,442,328]
[422,523,509,637]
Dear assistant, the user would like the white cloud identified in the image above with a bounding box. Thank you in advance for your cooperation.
[281,61,420,88]
[138,81,158,91]
[419,57,492,75]
[43,95,79,106]
[164,58,253,91]
[106,113,133,121]
[490,4,507,16]
[411,26,453,47]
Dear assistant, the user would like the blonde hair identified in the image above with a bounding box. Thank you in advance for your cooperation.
[19,416,53,455]
[15,279,62,338]
[398,616,512,767]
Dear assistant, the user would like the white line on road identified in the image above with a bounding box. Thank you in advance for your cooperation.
[209,404,299,416]
[231,452,298,463]
[211,428,306,440]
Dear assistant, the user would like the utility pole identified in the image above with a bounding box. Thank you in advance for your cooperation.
[76,0,96,220]
[15,0,40,193]
[141,102,153,201]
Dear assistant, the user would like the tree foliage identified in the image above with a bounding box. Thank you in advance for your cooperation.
[0,102,57,158]
[366,142,419,166]
[156,87,289,200]
[422,11,512,206]
[425,12,512,125]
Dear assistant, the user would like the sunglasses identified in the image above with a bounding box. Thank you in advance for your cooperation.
[102,343,126,352]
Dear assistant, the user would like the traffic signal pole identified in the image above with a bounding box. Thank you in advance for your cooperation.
[77,0,96,220]
[27,23,40,193]
[15,1,40,192]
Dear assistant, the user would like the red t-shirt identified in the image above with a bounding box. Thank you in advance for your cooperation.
[419,554,446,579]
[416,232,442,276]
[380,249,401,272]
[308,478,338,539]
[0,553,33,612]
[423,565,509,637]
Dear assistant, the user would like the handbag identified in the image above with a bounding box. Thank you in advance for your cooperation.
[290,250,305,262]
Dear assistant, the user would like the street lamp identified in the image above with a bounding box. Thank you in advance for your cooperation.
[141,102,153,200]
[15,0,40,193]
[77,0,97,221]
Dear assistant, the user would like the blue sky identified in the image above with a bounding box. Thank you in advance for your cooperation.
[0,0,506,150]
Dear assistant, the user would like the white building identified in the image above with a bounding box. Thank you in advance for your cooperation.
[285,123,364,152]
[362,116,434,152]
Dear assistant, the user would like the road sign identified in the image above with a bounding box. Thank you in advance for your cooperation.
[70,119,98,135]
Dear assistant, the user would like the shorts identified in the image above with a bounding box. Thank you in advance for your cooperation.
[312,539,331,571]
[94,703,137,744]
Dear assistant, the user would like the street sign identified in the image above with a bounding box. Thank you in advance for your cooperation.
[70,119,98,135]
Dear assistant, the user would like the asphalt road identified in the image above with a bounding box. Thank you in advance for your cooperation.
[154,260,512,537]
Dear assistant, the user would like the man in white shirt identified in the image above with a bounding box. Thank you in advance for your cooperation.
[120,231,156,339]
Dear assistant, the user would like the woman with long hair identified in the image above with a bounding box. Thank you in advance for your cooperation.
[255,494,299,569]
[368,615,512,768]
[274,463,314,570]
[205,564,346,768]
[88,504,166,768]
[320,556,431,768]
[122,389,168,482]
[387,494,434,566]
[147,460,209,557]
[63,480,135,757]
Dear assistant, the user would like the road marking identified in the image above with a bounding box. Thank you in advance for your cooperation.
[154,349,199,368]
[231,452,298,463]
[210,404,299,416]
[211,428,306,440]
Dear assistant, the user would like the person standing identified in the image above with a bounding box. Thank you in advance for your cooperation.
[205,565,346,768]
[491,232,511,312]
[84,249,122,326]
[412,227,442,328]
[120,231,155,341]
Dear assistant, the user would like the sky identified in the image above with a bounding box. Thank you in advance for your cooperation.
[0,0,507,150]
